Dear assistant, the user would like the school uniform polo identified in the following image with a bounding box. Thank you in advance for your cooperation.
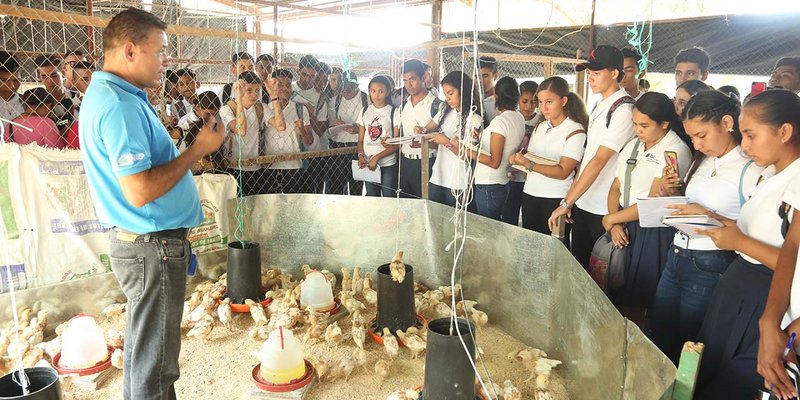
[219,103,266,172]
[575,89,635,215]
[783,171,800,328]
[263,99,310,170]
[614,130,692,206]
[429,109,482,190]
[522,117,586,199]
[473,110,525,185]
[79,71,202,234]
[400,92,438,159]
[329,93,363,144]
[675,147,763,250]
[357,104,400,168]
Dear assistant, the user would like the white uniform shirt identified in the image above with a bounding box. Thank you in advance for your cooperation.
[483,95,498,122]
[219,103,266,172]
[175,111,201,153]
[430,109,483,190]
[522,117,586,199]
[575,89,636,215]
[675,147,763,250]
[357,104,400,168]
[0,94,24,138]
[400,92,439,158]
[509,115,542,183]
[614,130,692,207]
[738,158,800,263]
[329,93,363,144]
[263,99,311,170]
[474,110,525,185]
[292,85,328,150]
[782,171,800,328]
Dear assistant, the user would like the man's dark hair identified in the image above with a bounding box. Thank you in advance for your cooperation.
[165,69,179,84]
[621,47,642,62]
[272,69,294,80]
[73,60,95,71]
[64,50,84,58]
[675,47,710,73]
[256,54,275,65]
[176,68,197,81]
[478,56,498,73]
[298,55,319,70]
[0,51,19,73]
[316,61,331,75]
[519,80,539,96]
[34,54,61,69]
[239,71,262,85]
[196,91,221,110]
[103,8,168,53]
[422,62,432,72]
[402,59,426,79]
[232,51,253,64]
[775,57,800,73]
[22,87,55,107]
[639,78,650,90]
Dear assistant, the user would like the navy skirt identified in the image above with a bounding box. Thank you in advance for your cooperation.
[695,256,773,400]
[613,220,674,308]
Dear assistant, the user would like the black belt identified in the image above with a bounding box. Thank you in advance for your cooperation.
[113,227,189,242]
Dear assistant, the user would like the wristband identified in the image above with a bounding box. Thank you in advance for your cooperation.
[444,144,452,149]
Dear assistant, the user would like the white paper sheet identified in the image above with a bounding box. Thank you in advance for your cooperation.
[662,215,724,238]
[637,196,689,228]
[351,160,381,183]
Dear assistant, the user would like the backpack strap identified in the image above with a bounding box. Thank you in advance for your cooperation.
[566,129,587,141]
[738,160,755,207]
[255,102,266,156]
[623,139,642,208]
[360,92,369,110]
[430,97,443,119]
[606,96,635,128]
[221,84,232,104]
[7,123,13,143]
[173,100,187,119]
[389,105,396,136]
[780,202,793,238]
[334,94,343,118]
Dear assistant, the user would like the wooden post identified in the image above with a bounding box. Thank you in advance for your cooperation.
[421,0,443,201]
[273,5,279,62]
[670,342,704,400]
[588,0,597,54]
[85,0,95,59]
[254,16,261,56]
[575,49,587,102]
[543,59,554,78]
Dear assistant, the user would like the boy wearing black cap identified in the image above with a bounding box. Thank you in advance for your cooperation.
[548,45,635,270]
[621,48,645,100]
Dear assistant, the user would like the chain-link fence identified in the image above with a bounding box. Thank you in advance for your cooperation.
[1,0,798,200]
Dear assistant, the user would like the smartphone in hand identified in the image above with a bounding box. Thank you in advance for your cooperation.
[664,151,679,175]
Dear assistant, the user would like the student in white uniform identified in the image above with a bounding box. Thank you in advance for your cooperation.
[689,90,800,399]
[263,69,314,194]
[674,46,710,87]
[219,52,254,103]
[478,56,499,123]
[600,92,692,317]
[462,76,525,220]
[173,68,200,120]
[650,90,763,364]
[357,75,400,197]
[548,45,636,269]
[176,91,221,154]
[421,71,483,207]
[502,80,540,226]
[621,48,645,100]
[329,71,369,195]
[292,55,328,193]
[510,76,587,238]
[673,79,711,120]
[768,57,800,94]
[398,59,443,199]
[0,51,23,137]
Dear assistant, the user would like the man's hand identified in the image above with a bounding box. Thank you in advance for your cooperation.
[192,118,224,155]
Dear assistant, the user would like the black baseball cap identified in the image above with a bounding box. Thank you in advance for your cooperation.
[576,45,624,81]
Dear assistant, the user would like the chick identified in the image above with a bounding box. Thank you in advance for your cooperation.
[261,269,283,289]
[351,309,366,327]
[306,306,327,326]
[351,266,363,295]
[101,303,126,320]
[313,358,330,382]
[320,269,337,289]
[334,355,356,382]
[248,326,270,342]
[22,347,43,368]
[363,272,374,291]
[381,328,399,358]
[189,294,215,322]
[351,319,366,350]
[384,389,419,400]
[111,348,124,369]
[324,321,344,348]
[396,329,426,359]
[439,284,461,300]
[509,347,560,383]
[303,323,325,344]
[340,268,352,294]
[374,359,391,383]
[187,315,214,341]
[182,292,201,320]
[54,321,68,336]
[503,380,522,400]
[107,329,125,349]
[245,299,268,326]
[432,301,453,318]
[343,298,365,314]
[535,391,555,400]
[217,298,232,330]
[389,250,406,283]
[353,347,369,372]
[363,285,377,306]
[35,310,49,331]
[302,264,312,276]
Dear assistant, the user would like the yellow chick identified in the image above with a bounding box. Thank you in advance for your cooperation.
[389,251,406,283]
[396,330,426,359]
[111,348,124,370]
[363,272,374,291]
[107,329,125,349]
[217,298,232,330]
[351,266,363,295]
[503,380,522,400]
[374,359,391,382]
[303,323,325,344]
[353,347,369,372]
[381,328,399,358]
[248,326,270,342]
[324,321,344,347]
[352,319,366,350]
[340,268,352,293]
[320,270,337,289]
[101,303,126,320]
[245,299,268,326]
[344,298,365,314]
[187,315,214,341]
[334,355,356,382]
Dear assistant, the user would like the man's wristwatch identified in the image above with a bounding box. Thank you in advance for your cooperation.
[526,160,535,172]
[559,199,572,209]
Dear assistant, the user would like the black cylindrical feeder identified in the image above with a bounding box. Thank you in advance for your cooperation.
[226,241,262,304]
[421,318,477,400]
[0,367,62,400]
[374,263,418,334]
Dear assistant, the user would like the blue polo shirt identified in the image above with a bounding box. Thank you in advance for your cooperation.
[79,71,202,234]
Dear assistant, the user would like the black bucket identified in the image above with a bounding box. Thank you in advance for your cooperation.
[0,367,62,400]
[226,241,262,304]
[374,263,418,335]
[421,318,477,400]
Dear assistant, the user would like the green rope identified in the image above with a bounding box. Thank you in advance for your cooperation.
[625,15,654,75]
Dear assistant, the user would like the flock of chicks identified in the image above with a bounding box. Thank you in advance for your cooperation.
[0,302,129,387]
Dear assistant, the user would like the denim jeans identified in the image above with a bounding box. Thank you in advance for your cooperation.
[473,184,507,221]
[501,181,525,226]
[649,245,738,363]
[365,163,398,197]
[109,228,190,400]
[429,182,457,207]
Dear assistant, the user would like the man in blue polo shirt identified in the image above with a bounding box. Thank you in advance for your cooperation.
[79,8,223,400]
